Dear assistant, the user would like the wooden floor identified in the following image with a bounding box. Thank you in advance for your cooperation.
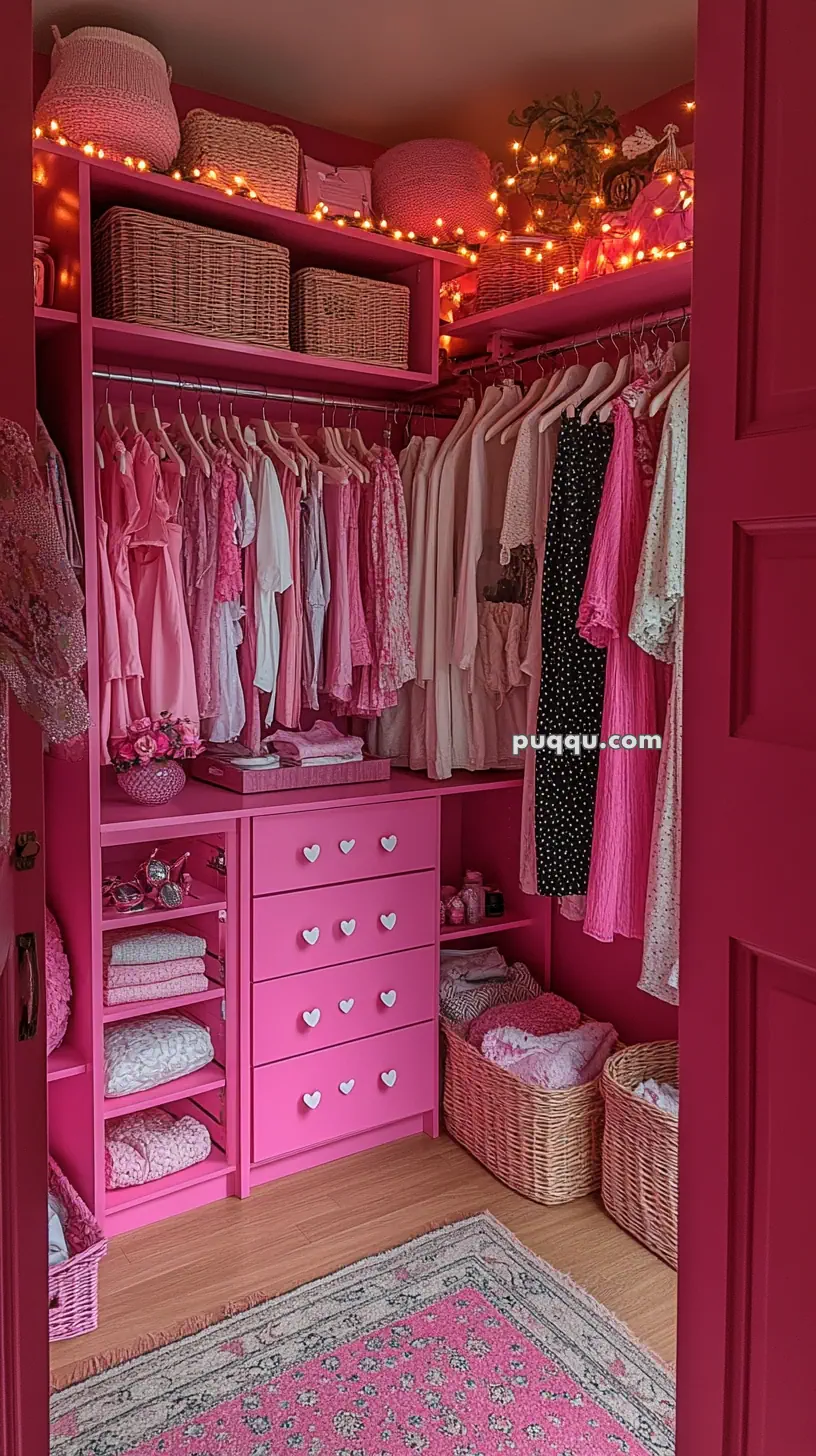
[51,1132,676,1388]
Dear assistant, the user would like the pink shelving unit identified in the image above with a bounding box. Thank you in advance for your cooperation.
[34,136,559,1247]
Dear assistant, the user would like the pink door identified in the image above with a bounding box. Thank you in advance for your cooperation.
[0,3,51,1452]
[678,1,816,1451]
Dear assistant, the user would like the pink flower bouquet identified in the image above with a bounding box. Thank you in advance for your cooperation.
[110,714,203,773]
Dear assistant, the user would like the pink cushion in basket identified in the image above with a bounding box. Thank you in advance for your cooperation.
[468,993,581,1051]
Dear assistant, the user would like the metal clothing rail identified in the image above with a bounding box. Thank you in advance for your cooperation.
[90,368,459,419]
[451,306,691,377]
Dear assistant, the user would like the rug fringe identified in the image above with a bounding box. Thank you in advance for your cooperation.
[50,1288,276,1393]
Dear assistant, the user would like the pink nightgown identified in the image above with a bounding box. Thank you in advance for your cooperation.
[576,397,668,942]
[97,428,145,746]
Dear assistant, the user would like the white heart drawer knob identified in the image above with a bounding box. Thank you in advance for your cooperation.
[380,912,397,931]
[380,835,398,852]
[303,844,320,863]
[302,927,320,946]
[302,1008,321,1027]
[339,998,355,1014]
[381,1069,397,1088]
[380,990,397,1008]
[339,1079,355,1095]
[339,839,356,854]
[303,1091,321,1109]
[340,919,356,937]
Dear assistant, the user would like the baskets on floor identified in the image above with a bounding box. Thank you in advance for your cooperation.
[48,1157,107,1341]
[93,206,290,349]
[476,235,584,312]
[441,1017,608,1205]
[601,1041,679,1268]
[373,138,495,243]
[34,25,180,172]
[291,268,410,369]
[174,109,299,210]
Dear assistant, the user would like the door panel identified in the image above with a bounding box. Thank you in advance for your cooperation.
[679,0,816,1452]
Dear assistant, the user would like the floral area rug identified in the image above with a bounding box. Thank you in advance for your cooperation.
[50,1213,675,1454]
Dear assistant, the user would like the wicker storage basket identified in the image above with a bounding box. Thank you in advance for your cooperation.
[476,235,584,312]
[291,268,410,369]
[373,139,495,244]
[601,1041,679,1268]
[48,1157,107,1341]
[34,25,179,172]
[174,109,299,210]
[442,1017,608,1204]
[93,207,290,349]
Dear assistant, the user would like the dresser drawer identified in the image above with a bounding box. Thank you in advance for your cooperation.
[252,796,437,896]
[252,870,437,980]
[253,946,436,1064]
[253,1021,436,1163]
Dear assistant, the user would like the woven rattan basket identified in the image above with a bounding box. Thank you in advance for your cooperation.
[48,1157,107,1341]
[442,1017,609,1204]
[175,109,299,210]
[93,207,290,348]
[291,268,410,368]
[476,235,584,312]
[601,1041,679,1267]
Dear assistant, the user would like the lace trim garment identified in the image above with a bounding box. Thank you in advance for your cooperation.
[0,418,89,851]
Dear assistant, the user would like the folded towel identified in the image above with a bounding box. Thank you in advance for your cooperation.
[104,956,207,990]
[468,992,581,1049]
[278,753,363,766]
[634,1078,679,1116]
[481,1020,617,1088]
[105,930,207,966]
[104,973,210,1007]
[440,947,508,983]
[105,1109,212,1190]
[271,722,365,761]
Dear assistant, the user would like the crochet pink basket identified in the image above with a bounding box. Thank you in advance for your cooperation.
[48,1158,106,1341]
[34,25,180,172]
[372,139,495,243]
[45,906,72,1056]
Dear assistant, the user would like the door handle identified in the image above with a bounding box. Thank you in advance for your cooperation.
[17,931,40,1042]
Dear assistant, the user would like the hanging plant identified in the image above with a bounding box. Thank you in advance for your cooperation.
[501,89,620,237]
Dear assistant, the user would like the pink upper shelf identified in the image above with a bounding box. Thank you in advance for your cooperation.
[443,252,692,350]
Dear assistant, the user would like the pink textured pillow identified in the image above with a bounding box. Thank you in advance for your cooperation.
[468,993,580,1051]
[45,907,72,1055]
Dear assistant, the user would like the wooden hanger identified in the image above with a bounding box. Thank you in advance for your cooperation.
[522,363,588,438]
[212,393,250,481]
[95,386,127,473]
[539,357,613,433]
[248,395,299,476]
[500,362,567,443]
[275,396,320,464]
[486,357,550,443]
[140,385,187,477]
[170,389,211,477]
[649,360,689,417]
[584,335,633,423]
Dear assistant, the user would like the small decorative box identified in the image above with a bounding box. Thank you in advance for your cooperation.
[188,753,391,795]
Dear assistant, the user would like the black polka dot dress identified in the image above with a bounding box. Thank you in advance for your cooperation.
[535,412,614,895]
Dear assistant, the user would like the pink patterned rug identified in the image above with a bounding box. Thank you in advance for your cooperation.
[51,1214,675,1454]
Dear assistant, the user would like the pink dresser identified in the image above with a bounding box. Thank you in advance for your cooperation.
[250,798,440,1175]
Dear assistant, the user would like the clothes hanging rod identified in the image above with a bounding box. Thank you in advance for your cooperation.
[451,306,691,376]
[90,369,459,419]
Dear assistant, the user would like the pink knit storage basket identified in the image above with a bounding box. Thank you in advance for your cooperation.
[34,25,180,172]
[175,110,299,210]
[372,139,495,244]
[48,1157,107,1341]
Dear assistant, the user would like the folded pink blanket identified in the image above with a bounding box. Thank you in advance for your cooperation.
[468,993,581,1050]
[104,974,210,1007]
[105,1109,211,1189]
[271,721,365,761]
[104,957,207,990]
[481,1021,617,1089]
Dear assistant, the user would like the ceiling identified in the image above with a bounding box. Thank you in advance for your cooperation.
[33,0,697,154]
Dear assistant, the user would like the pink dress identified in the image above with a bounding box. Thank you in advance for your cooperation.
[97,428,145,744]
[274,467,304,728]
[352,448,413,717]
[576,398,668,941]
[129,436,199,730]
[238,443,263,754]
[95,462,122,763]
[181,456,220,719]
[322,473,354,709]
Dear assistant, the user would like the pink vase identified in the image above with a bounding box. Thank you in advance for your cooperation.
[116,760,186,805]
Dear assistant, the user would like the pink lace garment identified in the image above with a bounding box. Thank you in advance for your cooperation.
[481,1020,617,1088]
[0,419,88,851]
[352,447,414,716]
